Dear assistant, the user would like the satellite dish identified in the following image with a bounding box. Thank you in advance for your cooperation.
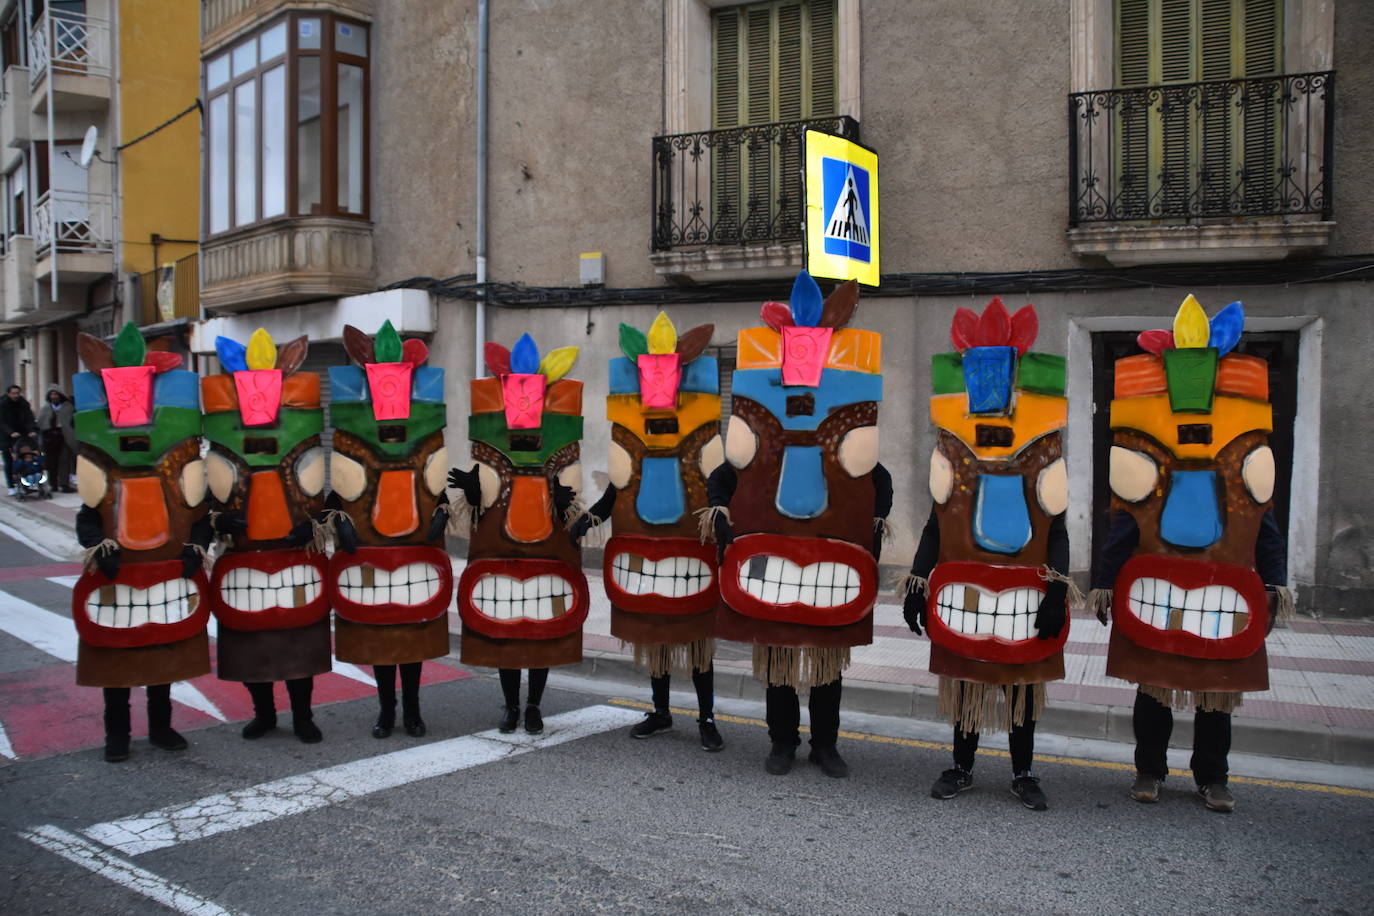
[78,125,99,168]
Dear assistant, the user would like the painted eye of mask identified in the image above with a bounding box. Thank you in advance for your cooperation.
[1036,456,1068,516]
[725,415,757,469]
[296,447,326,497]
[423,446,449,496]
[929,449,953,505]
[206,450,237,503]
[181,459,208,507]
[330,452,367,501]
[700,433,724,478]
[477,461,501,508]
[76,454,107,508]
[608,440,632,489]
[837,425,878,478]
[1241,445,1275,503]
[1109,446,1157,503]
[557,461,582,496]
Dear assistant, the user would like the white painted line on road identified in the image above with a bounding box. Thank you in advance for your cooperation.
[0,588,228,723]
[82,703,642,856]
[20,825,245,916]
[329,660,378,686]
[46,575,80,589]
[0,519,69,561]
[0,717,15,759]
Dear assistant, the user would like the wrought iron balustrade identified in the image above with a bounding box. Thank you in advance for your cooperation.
[34,190,113,256]
[652,116,859,251]
[28,9,111,87]
[1068,71,1333,225]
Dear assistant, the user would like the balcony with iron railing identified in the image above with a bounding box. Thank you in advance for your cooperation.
[136,253,201,326]
[28,9,111,108]
[1067,71,1335,264]
[33,189,114,282]
[650,116,859,282]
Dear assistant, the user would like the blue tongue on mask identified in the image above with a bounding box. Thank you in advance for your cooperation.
[775,445,828,519]
[1160,470,1222,548]
[636,457,685,525]
[973,474,1032,554]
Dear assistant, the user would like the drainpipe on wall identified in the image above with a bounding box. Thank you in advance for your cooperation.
[473,0,489,378]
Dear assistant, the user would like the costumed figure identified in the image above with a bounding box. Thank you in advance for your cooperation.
[901,298,1073,811]
[572,312,725,749]
[1091,296,1289,813]
[203,329,331,743]
[707,272,891,779]
[326,322,453,738]
[71,324,213,762]
[451,335,587,735]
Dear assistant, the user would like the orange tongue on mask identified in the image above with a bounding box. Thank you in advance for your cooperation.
[116,476,169,550]
[504,476,554,543]
[372,470,420,537]
[247,471,293,540]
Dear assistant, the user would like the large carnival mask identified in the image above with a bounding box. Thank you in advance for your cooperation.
[457,335,589,647]
[925,299,1070,665]
[604,313,722,616]
[202,329,327,631]
[1108,296,1273,660]
[71,324,209,649]
[326,322,452,626]
[719,272,882,630]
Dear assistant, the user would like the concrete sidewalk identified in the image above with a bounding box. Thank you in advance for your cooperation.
[8,491,1372,767]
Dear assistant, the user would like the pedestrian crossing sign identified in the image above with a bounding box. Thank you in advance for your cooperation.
[804,130,879,287]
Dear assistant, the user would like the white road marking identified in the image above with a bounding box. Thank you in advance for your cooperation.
[328,660,377,686]
[46,575,80,589]
[0,717,15,759]
[0,519,68,561]
[0,588,228,723]
[82,704,642,856]
[20,825,244,916]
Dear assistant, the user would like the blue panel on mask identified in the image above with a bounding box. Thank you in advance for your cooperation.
[973,474,1032,554]
[680,356,718,394]
[1161,470,1223,548]
[73,372,106,411]
[411,366,445,403]
[962,346,1016,414]
[636,457,685,524]
[776,446,827,518]
[329,366,369,403]
[608,357,639,395]
[154,371,201,409]
[731,368,883,431]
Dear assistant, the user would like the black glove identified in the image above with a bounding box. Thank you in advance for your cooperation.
[1035,580,1068,639]
[713,512,734,566]
[285,518,315,547]
[335,513,359,553]
[96,547,121,581]
[427,504,449,542]
[76,505,121,580]
[1266,587,1278,635]
[448,465,481,508]
[902,585,926,636]
[214,510,248,537]
[569,513,593,544]
[179,544,203,578]
[552,480,576,519]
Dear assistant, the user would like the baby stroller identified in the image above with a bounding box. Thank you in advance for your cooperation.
[12,435,51,500]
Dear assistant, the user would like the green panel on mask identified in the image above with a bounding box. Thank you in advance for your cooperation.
[931,353,964,395]
[330,401,447,459]
[469,412,584,467]
[1163,348,1218,413]
[75,406,201,467]
[203,408,324,467]
[1016,352,1067,396]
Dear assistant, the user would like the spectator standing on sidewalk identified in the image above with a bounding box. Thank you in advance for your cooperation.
[36,387,76,493]
[0,384,37,496]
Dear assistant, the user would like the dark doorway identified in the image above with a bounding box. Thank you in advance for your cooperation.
[1089,330,1297,585]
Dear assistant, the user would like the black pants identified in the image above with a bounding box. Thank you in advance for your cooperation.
[952,684,1038,775]
[499,668,548,708]
[1133,689,1232,786]
[765,677,841,748]
[245,678,314,721]
[102,684,173,737]
[374,662,423,721]
[649,667,714,719]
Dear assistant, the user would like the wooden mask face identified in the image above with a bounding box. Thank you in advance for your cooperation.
[202,329,328,631]
[456,334,590,643]
[326,322,453,626]
[718,273,882,629]
[925,298,1070,666]
[602,313,722,615]
[71,324,210,649]
[1108,297,1274,661]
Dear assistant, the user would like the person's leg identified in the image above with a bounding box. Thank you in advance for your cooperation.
[286,677,322,743]
[524,667,548,734]
[372,665,397,738]
[399,662,425,737]
[630,673,673,738]
[102,687,131,762]
[806,677,848,778]
[4,449,14,491]
[764,684,800,774]
[145,684,187,750]
[498,668,521,733]
[692,666,723,751]
[953,728,980,772]
[1008,686,1047,810]
[1131,688,1172,801]
[931,726,978,799]
[1192,708,1234,812]
[242,681,278,739]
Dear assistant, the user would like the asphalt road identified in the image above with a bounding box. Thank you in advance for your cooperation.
[0,529,1370,915]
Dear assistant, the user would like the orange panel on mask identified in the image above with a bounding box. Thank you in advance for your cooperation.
[116,476,170,550]
[247,471,294,540]
[372,470,420,537]
[505,475,554,543]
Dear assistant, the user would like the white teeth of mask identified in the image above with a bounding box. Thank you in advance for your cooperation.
[931,584,1044,641]
[1127,578,1250,638]
[87,579,200,627]
[610,554,711,598]
[471,574,576,620]
[338,563,442,606]
[737,556,860,607]
[219,565,323,611]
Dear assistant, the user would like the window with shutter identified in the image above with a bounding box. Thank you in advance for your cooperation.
[1114,0,1282,218]
[711,1,837,243]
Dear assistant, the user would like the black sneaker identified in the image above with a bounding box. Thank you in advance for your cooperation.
[764,742,796,775]
[293,718,324,744]
[629,711,672,739]
[404,716,427,738]
[497,705,519,734]
[524,704,544,735]
[930,767,974,799]
[698,717,724,752]
[241,715,277,740]
[103,737,130,763]
[807,745,850,779]
[1130,773,1163,803]
[1011,774,1048,811]
[1197,783,1235,813]
[148,728,188,752]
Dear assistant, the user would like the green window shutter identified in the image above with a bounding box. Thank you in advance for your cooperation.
[713,12,740,130]
[808,0,836,117]
[1117,0,1151,86]
[1240,0,1281,208]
